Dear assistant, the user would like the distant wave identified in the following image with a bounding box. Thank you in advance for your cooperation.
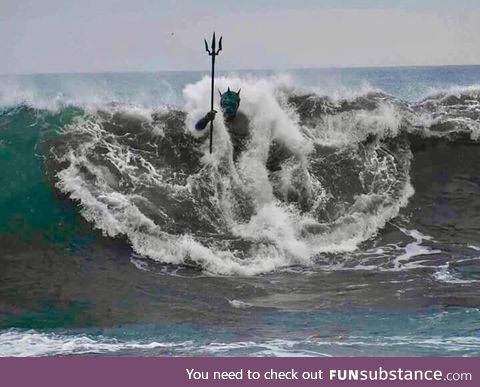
[2,328,479,357]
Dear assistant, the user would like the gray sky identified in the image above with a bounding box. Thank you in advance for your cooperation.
[1,0,480,74]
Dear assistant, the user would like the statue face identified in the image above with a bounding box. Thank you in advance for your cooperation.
[220,88,241,120]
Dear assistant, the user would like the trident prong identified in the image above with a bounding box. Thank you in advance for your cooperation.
[204,39,211,55]
[204,32,222,57]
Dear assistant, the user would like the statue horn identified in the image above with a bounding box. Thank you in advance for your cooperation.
[237,88,241,96]
[218,89,223,97]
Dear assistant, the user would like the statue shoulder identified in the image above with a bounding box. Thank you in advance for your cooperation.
[236,111,249,124]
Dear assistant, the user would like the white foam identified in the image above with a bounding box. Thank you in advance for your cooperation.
[0,330,186,357]
[413,85,480,141]
[130,257,150,272]
[2,329,478,357]
[421,85,480,101]
[52,75,416,275]
[295,78,381,102]
[433,264,479,284]
[393,228,441,270]
[0,74,178,114]
[228,299,252,309]
[310,102,405,147]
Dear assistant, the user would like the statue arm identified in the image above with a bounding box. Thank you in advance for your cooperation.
[195,110,217,131]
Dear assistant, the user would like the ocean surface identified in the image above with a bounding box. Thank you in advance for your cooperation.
[0,65,480,356]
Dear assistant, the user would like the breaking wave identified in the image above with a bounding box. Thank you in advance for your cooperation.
[2,76,480,275]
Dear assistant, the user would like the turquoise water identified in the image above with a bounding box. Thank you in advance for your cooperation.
[2,308,479,356]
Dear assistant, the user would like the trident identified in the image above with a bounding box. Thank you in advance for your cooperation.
[204,32,222,154]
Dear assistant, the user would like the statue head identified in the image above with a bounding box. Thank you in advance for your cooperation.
[219,87,241,120]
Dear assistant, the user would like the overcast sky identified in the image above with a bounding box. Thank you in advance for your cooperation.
[1,0,480,74]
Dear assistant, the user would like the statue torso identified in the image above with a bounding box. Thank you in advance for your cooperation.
[225,111,250,161]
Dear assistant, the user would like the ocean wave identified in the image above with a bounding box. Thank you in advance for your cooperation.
[42,77,418,274]
[2,328,479,357]
[2,76,480,275]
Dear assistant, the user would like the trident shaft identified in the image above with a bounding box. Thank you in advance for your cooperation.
[204,32,222,154]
